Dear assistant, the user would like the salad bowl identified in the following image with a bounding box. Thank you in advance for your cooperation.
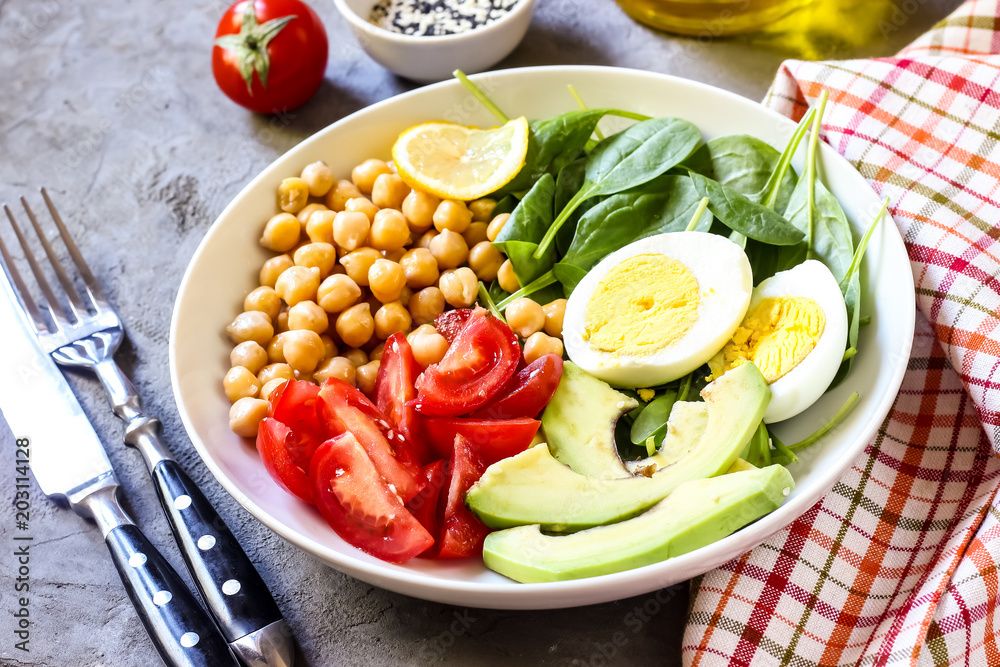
[170,66,915,609]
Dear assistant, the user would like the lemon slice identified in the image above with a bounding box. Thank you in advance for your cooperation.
[392,117,530,201]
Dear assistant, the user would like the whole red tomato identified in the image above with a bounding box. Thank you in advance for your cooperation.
[213,0,328,114]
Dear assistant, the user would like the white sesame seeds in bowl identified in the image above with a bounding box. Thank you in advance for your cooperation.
[333,0,537,81]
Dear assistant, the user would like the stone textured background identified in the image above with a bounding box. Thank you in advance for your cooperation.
[0,0,958,664]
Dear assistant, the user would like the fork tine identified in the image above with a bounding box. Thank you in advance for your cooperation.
[3,203,70,331]
[41,187,109,309]
[21,196,88,319]
[0,221,48,333]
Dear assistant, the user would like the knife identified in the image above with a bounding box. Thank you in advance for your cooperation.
[0,284,240,667]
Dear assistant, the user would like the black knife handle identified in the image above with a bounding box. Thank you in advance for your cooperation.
[106,523,240,667]
[152,459,283,643]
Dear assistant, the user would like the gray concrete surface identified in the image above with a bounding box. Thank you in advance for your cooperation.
[0,0,959,665]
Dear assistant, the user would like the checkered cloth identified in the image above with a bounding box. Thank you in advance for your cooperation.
[683,2,1000,665]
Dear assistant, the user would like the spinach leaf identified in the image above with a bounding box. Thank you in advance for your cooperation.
[503,110,607,194]
[630,391,677,445]
[561,175,704,271]
[493,173,558,286]
[686,135,797,206]
[784,177,853,283]
[553,262,590,296]
[535,117,703,258]
[755,106,816,211]
[689,172,804,246]
[555,158,587,211]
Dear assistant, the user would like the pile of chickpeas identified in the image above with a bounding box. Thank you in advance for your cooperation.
[225,157,567,438]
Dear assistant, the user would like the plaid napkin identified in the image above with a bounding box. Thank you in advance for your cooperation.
[683,2,1000,665]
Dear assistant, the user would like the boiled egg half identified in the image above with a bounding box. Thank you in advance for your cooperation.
[707,259,848,423]
[562,232,753,387]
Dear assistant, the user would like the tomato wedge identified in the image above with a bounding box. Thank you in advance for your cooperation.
[267,379,324,469]
[422,416,540,466]
[429,434,491,559]
[404,461,448,555]
[415,308,520,417]
[375,333,432,463]
[434,308,474,343]
[471,354,564,419]
[310,434,434,563]
[256,418,315,504]
[317,379,424,502]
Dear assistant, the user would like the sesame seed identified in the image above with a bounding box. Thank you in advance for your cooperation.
[369,0,522,37]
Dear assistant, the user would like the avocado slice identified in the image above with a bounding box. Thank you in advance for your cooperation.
[482,464,794,583]
[624,400,710,474]
[466,362,770,532]
[542,362,636,479]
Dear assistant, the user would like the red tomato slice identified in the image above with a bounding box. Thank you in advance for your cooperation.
[422,417,540,466]
[317,379,424,502]
[471,354,564,420]
[310,434,434,563]
[434,308,474,344]
[374,333,433,463]
[430,434,491,559]
[404,461,448,556]
[256,418,315,504]
[267,379,324,469]
[415,308,520,417]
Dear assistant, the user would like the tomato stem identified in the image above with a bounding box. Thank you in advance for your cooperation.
[213,0,297,95]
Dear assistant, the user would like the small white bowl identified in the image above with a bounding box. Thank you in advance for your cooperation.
[333,0,536,82]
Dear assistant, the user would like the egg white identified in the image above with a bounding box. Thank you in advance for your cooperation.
[562,232,753,388]
[754,260,848,423]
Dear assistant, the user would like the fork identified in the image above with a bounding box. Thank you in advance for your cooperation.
[2,189,295,667]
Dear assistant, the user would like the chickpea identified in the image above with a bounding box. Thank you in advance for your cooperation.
[369,342,385,361]
[387,160,397,174]
[467,241,505,282]
[372,173,409,210]
[410,330,449,367]
[320,334,339,359]
[487,213,511,242]
[244,286,281,320]
[224,366,261,402]
[317,273,362,313]
[306,209,336,244]
[293,242,337,278]
[462,221,489,248]
[416,229,438,249]
[399,248,439,289]
[368,259,406,303]
[398,284,413,307]
[229,397,269,438]
[260,213,300,252]
[313,356,357,386]
[276,330,325,373]
[469,198,497,222]
[345,196,379,223]
[230,341,268,375]
[333,211,371,252]
[369,209,410,251]
[336,303,375,348]
[523,332,564,364]
[278,177,310,213]
[275,265,321,306]
[351,159,391,195]
[433,199,472,233]
[438,267,478,308]
[259,378,288,401]
[325,179,362,211]
[339,248,382,287]
[257,363,295,385]
[406,323,437,342]
[543,299,567,338]
[374,301,412,339]
[429,229,469,270]
[267,335,286,364]
[356,360,380,396]
[226,311,274,346]
[301,161,335,197]
[408,286,445,325]
[259,254,294,288]
[401,189,440,232]
[287,300,329,334]
[342,348,369,367]
[497,259,520,293]
[505,298,545,338]
[275,310,290,333]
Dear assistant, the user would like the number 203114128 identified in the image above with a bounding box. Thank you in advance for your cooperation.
[13,436,31,653]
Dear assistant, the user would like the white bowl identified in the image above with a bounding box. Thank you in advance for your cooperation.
[170,66,915,610]
[333,0,536,82]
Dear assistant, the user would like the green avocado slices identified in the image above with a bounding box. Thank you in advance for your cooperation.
[482,464,794,583]
[466,362,771,532]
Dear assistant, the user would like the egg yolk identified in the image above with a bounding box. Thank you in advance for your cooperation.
[583,254,700,357]
[708,297,825,383]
